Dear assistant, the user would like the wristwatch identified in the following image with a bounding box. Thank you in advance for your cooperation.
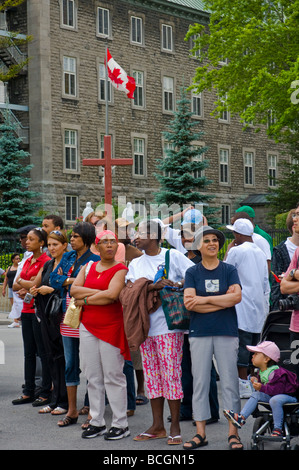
[289,268,297,279]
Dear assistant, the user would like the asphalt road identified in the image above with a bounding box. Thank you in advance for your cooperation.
[0,316,291,458]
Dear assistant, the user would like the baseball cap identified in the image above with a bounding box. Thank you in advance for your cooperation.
[236,205,255,218]
[226,218,254,236]
[181,209,203,226]
[246,341,280,363]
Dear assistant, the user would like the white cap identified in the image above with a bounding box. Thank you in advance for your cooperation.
[226,218,254,236]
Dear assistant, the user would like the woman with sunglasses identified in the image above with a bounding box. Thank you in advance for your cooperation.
[29,230,69,415]
[183,226,243,450]
[71,230,130,440]
[12,228,52,406]
[49,222,100,427]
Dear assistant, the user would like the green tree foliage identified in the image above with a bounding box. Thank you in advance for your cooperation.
[0,122,41,234]
[0,0,31,81]
[154,87,216,220]
[186,0,299,143]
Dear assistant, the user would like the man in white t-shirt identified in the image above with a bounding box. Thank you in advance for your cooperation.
[126,219,193,444]
[226,219,270,398]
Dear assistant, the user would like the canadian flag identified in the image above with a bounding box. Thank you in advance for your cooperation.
[105,48,136,99]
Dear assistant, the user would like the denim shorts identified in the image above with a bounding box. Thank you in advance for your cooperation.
[237,329,260,368]
[62,335,80,386]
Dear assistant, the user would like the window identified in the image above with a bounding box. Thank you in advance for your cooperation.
[192,91,202,117]
[131,16,142,44]
[63,56,76,97]
[163,76,174,112]
[133,71,144,107]
[219,94,229,122]
[162,24,172,52]
[219,148,229,184]
[65,196,78,221]
[192,149,205,179]
[64,129,78,171]
[62,0,76,28]
[268,154,277,187]
[190,34,200,58]
[221,205,230,225]
[99,63,111,102]
[244,151,254,185]
[133,138,145,176]
[163,141,175,177]
[97,7,110,37]
[99,133,113,159]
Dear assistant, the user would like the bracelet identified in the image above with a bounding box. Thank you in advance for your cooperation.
[84,297,88,305]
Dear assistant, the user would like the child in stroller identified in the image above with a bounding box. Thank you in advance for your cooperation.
[224,341,299,442]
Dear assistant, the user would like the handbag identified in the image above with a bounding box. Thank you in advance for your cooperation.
[159,249,190,330]
[45,293,63,324]
[63,297,82,329]
[62,260,94,329]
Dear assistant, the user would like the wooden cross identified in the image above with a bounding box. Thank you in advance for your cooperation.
[82,135,133,217]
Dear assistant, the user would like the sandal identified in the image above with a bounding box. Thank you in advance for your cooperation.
[167,435,182,445]
[183,434,208,450]
[78,405,89,415]
[81,418,91,430]
[38,405,53,414]
[228,434,243,450]
[57,415,78,427]
[51,407,67,415]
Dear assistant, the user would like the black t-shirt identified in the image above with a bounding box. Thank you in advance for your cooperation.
[184,260,240,337]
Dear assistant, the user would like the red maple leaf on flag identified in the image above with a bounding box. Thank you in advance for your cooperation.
[108,67,124,85]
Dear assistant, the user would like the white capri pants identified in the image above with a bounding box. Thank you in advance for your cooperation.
[80,323,128,429]
[189,335,241,422]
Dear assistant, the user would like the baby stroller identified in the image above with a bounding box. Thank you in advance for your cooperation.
[251,310,299,450]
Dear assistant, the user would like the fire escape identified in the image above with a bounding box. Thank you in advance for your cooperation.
[0,10,29,144]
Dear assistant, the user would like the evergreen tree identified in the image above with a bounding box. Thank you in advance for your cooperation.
[0,122,41,234]
[154,87,216,220]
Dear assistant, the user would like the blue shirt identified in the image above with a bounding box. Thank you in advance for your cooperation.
[184,261,240,337]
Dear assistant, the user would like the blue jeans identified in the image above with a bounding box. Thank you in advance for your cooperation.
[241,391,297,430]
[123,360,136,411]
[62,335,80,386]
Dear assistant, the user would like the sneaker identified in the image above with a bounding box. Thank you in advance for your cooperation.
[239,378,252,398]
[82,424,107,439]
[104,426,130,440]
[223,410,246,429]
[8,322,20,328]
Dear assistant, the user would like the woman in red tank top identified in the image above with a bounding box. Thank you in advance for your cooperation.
[70,230,130,441]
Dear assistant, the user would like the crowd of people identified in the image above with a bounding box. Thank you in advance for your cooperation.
[2,202,299,450]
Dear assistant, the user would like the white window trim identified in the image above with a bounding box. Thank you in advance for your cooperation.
[162,74,175,114]
[65,195,79,223]
[61,53,79,100]
[191,140,206,179]
[62,124,81,174]
[191,90,204,119]
[243,148,255,187]
[130,15,144,46]
[160,22,174,53]
[267,152,278,188]
[218,144,231,186]
[132,133,147,178]
[132,69,145,109]
[218,94,230,123]
[97,57,113,104]
[96,6,112,39]
[60,0,77,30]
[221,204,231,225]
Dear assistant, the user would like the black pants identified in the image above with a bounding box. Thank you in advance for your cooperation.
[21,312,52,398]
[39,313,68,410]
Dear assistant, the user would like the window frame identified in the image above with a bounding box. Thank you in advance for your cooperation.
[60,0,77,30]
[62,55,77,98]
[96,6,111,38]
[219,146,230,185]
[65,195,79,222]
[130,15,143,45]
[162,75,175,113]
[132,135,147,178]
[98,61,112,103]
[161,23,173,52]
[132,70,145,108]
[268,153,278,187]
[244,150,255,187]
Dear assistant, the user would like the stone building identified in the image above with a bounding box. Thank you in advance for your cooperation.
[0,0,287,227]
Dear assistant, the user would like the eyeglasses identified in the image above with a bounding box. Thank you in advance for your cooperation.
[292,212,299,219]
[98,239,118,245]
[203,238,219,244]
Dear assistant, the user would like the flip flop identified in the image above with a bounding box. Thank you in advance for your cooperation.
[183,434,208,450]
[133,432,167,441]
[136,395,149,405]
[167,435,182,445]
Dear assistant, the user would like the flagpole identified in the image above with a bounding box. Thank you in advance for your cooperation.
[105,44,109,136]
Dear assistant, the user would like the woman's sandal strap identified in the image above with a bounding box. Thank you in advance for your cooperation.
[228,434,243,450]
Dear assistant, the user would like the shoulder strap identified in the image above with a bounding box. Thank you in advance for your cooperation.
[165,249,170,279]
